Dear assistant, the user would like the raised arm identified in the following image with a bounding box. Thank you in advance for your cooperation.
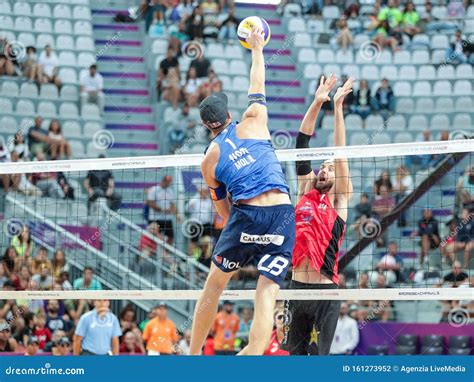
[296,75,337,200]
[242,27,268,130]
[332,78,354,213]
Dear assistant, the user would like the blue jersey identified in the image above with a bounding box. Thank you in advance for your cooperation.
[213,121,289,202]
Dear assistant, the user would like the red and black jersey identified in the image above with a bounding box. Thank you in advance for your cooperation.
[293,189,345,285]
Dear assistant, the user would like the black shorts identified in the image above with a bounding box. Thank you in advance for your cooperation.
[149,219,174,239]
[281,281,341,355]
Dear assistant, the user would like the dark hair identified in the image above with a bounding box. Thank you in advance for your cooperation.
[119,303,136,321]
[90,64,97,70]
[38,246,48,253]
[49,119,62,134]
[84,266,94,273]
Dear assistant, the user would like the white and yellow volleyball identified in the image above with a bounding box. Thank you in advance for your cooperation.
[237,16,271,49]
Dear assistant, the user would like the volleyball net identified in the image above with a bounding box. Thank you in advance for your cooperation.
[0,138,473,306]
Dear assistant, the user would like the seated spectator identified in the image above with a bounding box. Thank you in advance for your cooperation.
[139,222,166,258]
[10,132,29,160]
[33,312,52,350]
[263,302,289,356]
[371,78,395,114]
[31,152,71,199]
[350,79,371,119]
[24,336,40,355]
[185,6,205,40]
[52,336,71,356]
[30,246,52,276]
[358,273,369,288]
[120,331,145,354]
[80,64,105,112]
[372,19,400,53]
[351,193,372,234]
[402,1,421,38]
[200,69,223,98]
[168,21,190,54]
[177,329,191,355]
[162,67,182,109]
[377,0,403,29]
[83,156,122,211]
[190,54,211,79]
[47,120,72,160]
[145,0,166,32]
[218,8,239,41]
[2,246,17,278]
[45,300,71,334]
[392,165,413,226]
[237,306,252,341]
[0,319,18,352]
[336,18,353,51]
[51,249,69,282]
[456,165,474,211]
[186,186,214,253]
[446,30,472,64]
[38,45,61,88]
[0,263,8,287]
[442,260,468,286]
[158,48,179,95]
[9,151,41,196]
[0,138,11,193]
[415,206,440,265]
[371,242,404,285]
[371,185,396,221]
[73,266,102,290]
[10,225,34,261]
[31,264,53,290]
[405,129,433,171]
[12,264,31,291]
[0,38,17,76]
[27,116,50,158]
[373,169,393,196]
[442,209,473,267]
[192,235,213,269]
[419,1,457,32]
[21,46,42,83]
[182,67,203,107]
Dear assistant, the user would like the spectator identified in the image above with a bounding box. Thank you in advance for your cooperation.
[372,20,400,53]
[84,156,122,211]
[59,271,73,291]
[52,336,71,356]
[336,19,353,51]
[33,312,52,350]
[402,1,421,38]
[237,307,252,340]
[329,302,359,355]
[372,242,404,285]
[420,1,457,33]
[190,54,211,79]
[200,69,223,98]
[185,6,205,40]
[161,67,182,109]
[80,64,105,112]
[186,185,214,253]
[45,300,71,334]
[405,129,433,170]
[177,329,192,355]
[392,165,413,226]
[158,48,179,95]
[21,46,42,83]
[27,116,49,157]
[48,120,72,160]
[118,304,142,341]
[38,45,61,87]
[372,185,396,221]
[263,302,288,356]
[442,209,473,267]
[142,303,178,355]
[350,79,371,119]
[416,206,440,265]
[456,165,474,211]
[30,246,52,276]
[212,301,239,355]
[31,264,53,290]
[73,299,122,355]
[145,0,166,32]
[377,0,402,29]
[12,264,31,291]
[0,263,8,287]
[24,336,40,355]
[31,152,72,199]
[358,273,369,289]
[442,260,469,286]
[354,192,372,220]
[2,246,18,277]
[218,8,239,41]
[0,320,17,352]
[373,169,393,196]
[169,21,190,54]
[146,175,177,244]
[10,226,34,261]
[182,67,203,107]
[372,78,395,114]
[0,38,17,76]
[139,222,166,258]
[73,266,102,290]
[120,331,144,354]
[446,30,471,64]
[51,249,69,282]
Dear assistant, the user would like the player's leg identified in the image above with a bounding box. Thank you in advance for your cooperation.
[238,275,279,355]
[189,263,235,355]
[310,300,341,355]
[282,298,312,355]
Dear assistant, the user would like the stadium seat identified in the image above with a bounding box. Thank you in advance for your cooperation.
[431,35,449,50]
[322,5,340,19]
[323,64,341,77]
[59,51,77,67]
[304,64,322,79]
[394,132,414,143]
[18,32,36,47]
[70,140,86,157]
[229,60,247,76]
[386,115,407,131]
[432,5,447,18]
[284,3,302,16]
[430,114,450,130]
[437,65,455,80]
[56,35,74,51]
[231,76,249,92]
[353,34,369,48]
[63,121,83,138]
[412,51,429,65]
[393,81,411,97]
[33,3,52,18]
[15,99,35,116]
[20,83,39,98]
[431,49,445,64]
[415,98,434,113]
[1,116,18,134]
[83,122,103,136]
[411,34,430,48]
[345,114,363,130]
[53,4,72,19]
[34,18,53,34]
[59,103,80,118]
[39,84,59,100]
[365,115,385,130]
[380,65,398,81]
[82,104,101,119]
[322,116,334,130]
[74,20,93,36]
[433,80,452,96]
[421,346,443,355]
[412,81,431,96]
[59,68,78,84]
[376,50,393,65]
[0,15,13,30]
[152,39,168,55]
[298,48,316,63]
[76,36,95,52]
[13,2,31,16]
[0,98,13,114]
[0,1,12,14]
[396,98,415,113]
[452,113,472,127]
[435,97,454,113]
[453,80,472,96]
[393,51,411,65]
[288,18,306,32]
[78,52,95,68]
[361,65,379,81]
[1,81,19,97]
[455,97,472,112]
[372,132,392,144]
[14,16,33,31]
[294,32,311,47]
[399,65,417,81]
[37,33,55,48]
[38,101,57,117]
[456,64,472,79]
[335,50,353,64]
[225,45,243,59]
[395,345,417,355]
[73,6,92,20]
[448,348,471,355]
[367,345,389,355]
[417,65,436,80]
[306,19,324,33]
[422,335,444,348]
[408,115,428,130]
[55,19,73,35]
[342,64,360,79]
[448,336,471,349]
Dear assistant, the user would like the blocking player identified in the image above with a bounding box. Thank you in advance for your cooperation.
[282,75,354,355]
[189,27,295,355]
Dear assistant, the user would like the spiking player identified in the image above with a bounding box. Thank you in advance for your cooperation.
[189,27,295,355]
[282,75,354,355]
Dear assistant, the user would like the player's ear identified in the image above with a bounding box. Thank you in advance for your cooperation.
[227,112,231,121]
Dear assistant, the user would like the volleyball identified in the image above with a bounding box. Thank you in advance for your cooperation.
[237,16,271,49]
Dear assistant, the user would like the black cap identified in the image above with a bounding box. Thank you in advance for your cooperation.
[58,336,70,346]
[223,300,234,305]
[199,92,229,129]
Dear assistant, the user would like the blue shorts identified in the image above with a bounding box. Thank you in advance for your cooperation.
[212,203,295,285]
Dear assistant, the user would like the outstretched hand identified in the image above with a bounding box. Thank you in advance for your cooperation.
[334,78,354,107]
[246,27,265,51]
[315,74,337,104]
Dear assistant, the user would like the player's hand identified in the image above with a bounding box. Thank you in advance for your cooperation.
[315,74,337,104]
[333,78,354,107]
[246,27,265,51]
